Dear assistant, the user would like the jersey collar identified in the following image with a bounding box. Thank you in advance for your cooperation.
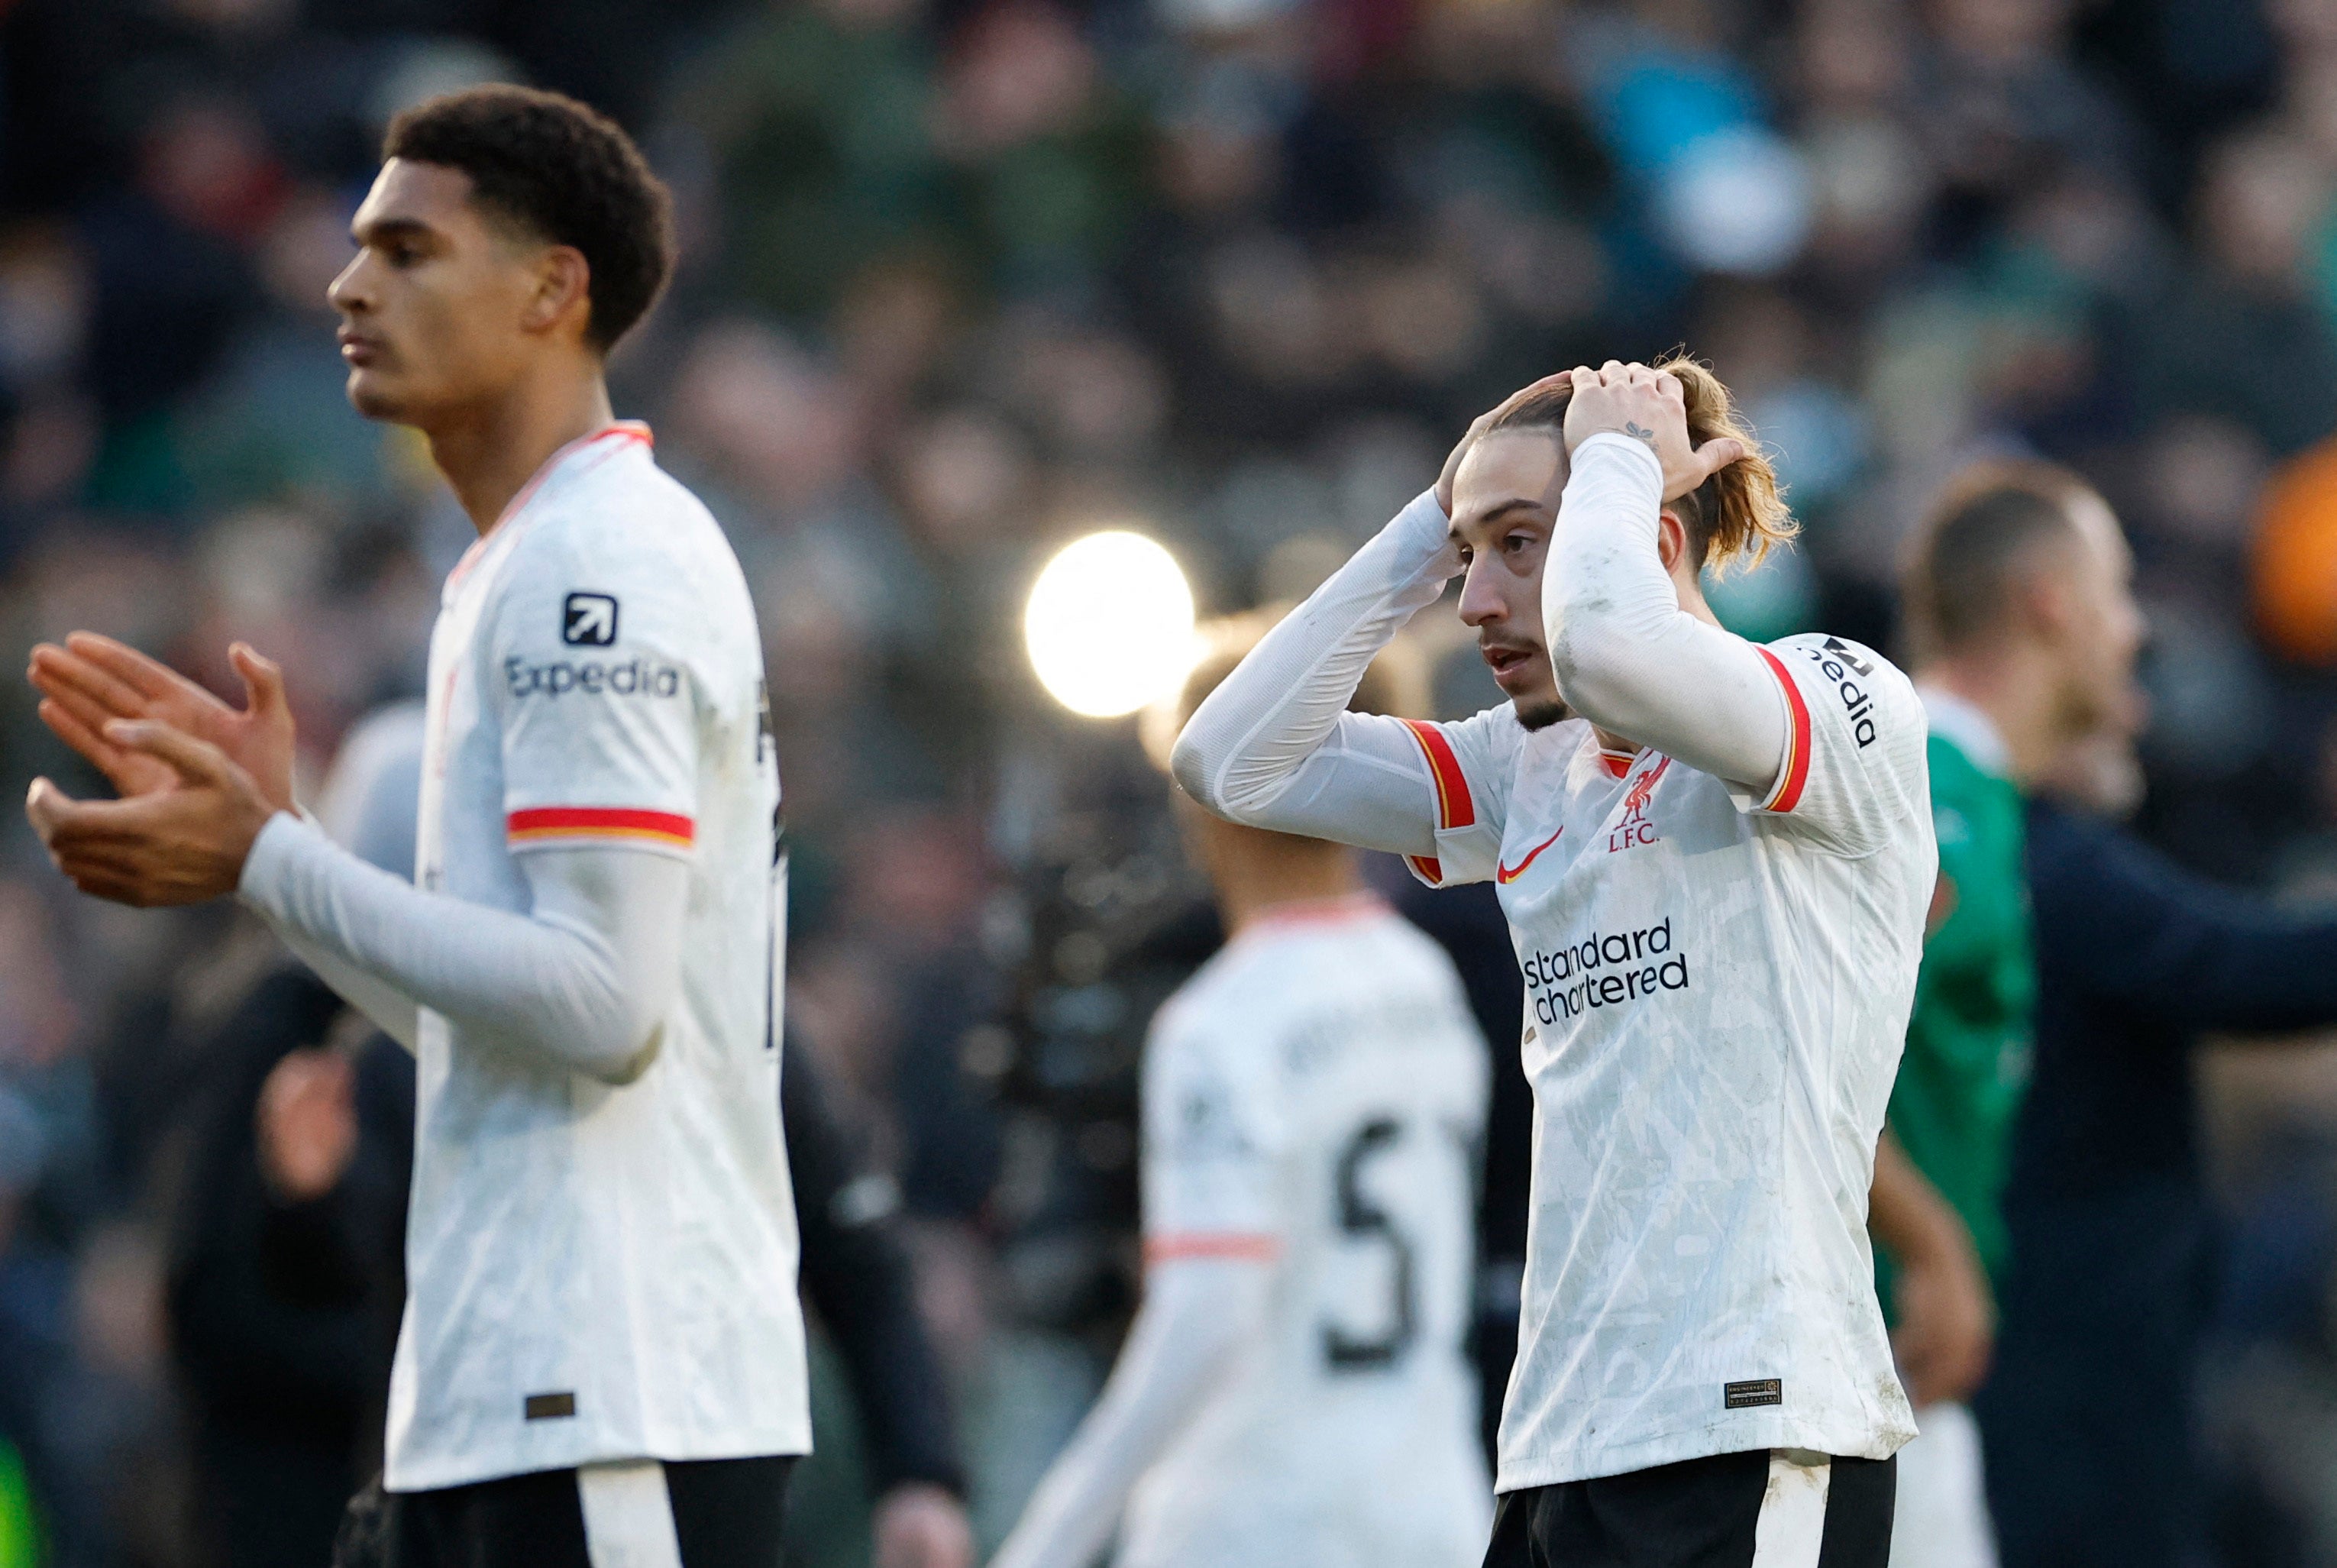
[1917,685,2011,779]
[1233,891,1388,939]
[445,422,655,595]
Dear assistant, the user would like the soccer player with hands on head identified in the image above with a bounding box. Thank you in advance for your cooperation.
[21,84,874,1568]
[1175,358,1937,1567]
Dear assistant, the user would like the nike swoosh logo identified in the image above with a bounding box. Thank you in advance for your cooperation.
[1496,827,1564,884]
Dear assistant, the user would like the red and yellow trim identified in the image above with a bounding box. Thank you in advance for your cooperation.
[507,807,695,850]
[1144,1232,1281,1264]
[1398,719,1476,885]
[1756,649,1812,813]
[1596,748,1637,780]
[1399,719,1476,829]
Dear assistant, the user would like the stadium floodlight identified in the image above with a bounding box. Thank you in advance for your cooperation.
[1025,529,1198,719]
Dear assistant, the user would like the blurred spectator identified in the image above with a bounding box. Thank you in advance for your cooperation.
[1979,723,2337,1568]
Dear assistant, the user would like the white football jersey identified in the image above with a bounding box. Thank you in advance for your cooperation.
[386,423,809,1491]
[1123,896,1492,1567]
[1400,633,1933,1489]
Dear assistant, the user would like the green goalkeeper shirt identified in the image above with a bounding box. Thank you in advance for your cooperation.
[1881,693,2035,1295]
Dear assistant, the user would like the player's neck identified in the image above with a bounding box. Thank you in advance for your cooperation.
[1918,651,2064,788]
[426,366,617,535]
[1207,829,1363,937]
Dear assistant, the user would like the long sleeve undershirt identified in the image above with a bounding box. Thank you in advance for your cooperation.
[1172,434,1786,846]
[1542,433,1785,792]
[238,811,686,1084]
[1170,490,1458,855]
[988,1259,1271,1568]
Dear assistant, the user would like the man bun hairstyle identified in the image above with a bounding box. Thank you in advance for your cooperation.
[383,85,674,353]
[1902,461,2100,663]
[1486,354,1794,573]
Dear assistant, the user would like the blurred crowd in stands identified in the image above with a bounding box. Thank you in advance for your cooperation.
[17,0,2337,1563]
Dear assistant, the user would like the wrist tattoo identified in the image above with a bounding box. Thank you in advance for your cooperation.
[1624,422,1655,444]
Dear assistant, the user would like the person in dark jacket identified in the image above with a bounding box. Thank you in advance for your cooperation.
[1977,747,2337,1568]
[167,969,412,1568]
[171,976,974,1568]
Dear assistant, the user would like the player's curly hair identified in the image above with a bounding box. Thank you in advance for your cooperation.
[1485,355,1794,573]
[384,85,674,353]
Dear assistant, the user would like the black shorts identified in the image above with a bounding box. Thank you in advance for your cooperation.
[333,1455,796,1568]
[1485,1449,1896,1568]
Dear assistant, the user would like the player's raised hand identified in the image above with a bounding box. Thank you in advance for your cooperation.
[1561,361,1746,502]
[1436,370,1575,516]
[27,634,296,813]
[25,717,278,907]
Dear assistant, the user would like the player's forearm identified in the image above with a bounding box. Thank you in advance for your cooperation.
[990,1262,1268,1568]
[239,813,680,1083]
[1543,435,1786,790]
[1170,491,1453,853]
[1866,1129,1967,1268]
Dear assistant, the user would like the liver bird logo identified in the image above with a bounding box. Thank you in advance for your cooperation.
[1608,756,1672,853]
[1621,756,1670,821]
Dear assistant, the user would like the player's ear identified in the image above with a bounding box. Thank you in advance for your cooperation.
[1655,509,1690,575]
[2010,568,2077,651]
[524,246,593,340]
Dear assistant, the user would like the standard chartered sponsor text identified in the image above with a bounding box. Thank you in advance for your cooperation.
[1520,917,1689,1025]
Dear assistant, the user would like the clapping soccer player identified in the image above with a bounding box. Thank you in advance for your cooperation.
[24,88,810,1568]
[994,624,1491,1568]
[1175,360,1936,1566]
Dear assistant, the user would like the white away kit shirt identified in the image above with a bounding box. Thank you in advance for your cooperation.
[1172,435,1934,1492]
[1408,650,1927,1486]
[1126,897,1492,1566]
[388,423,808,1490]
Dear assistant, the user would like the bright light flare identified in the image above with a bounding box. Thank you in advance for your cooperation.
[1025,530,1197,719]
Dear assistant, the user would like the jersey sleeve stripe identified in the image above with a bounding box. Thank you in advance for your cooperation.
[1407,853,1445,886]
[1756,648,1813,813]
[1398,719,1476,829]
[1143,1232,1282,1263]
[507,807,696,849]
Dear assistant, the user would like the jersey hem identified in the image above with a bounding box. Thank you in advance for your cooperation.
[1492,1412,1913,1492]
[383,1427,813,1494]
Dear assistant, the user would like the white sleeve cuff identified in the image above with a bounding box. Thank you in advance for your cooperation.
[238,809,319,913]
[1394,486,1453,548]
[1573,431,1665,495]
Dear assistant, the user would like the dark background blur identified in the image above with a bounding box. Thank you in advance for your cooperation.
[16,0,2337,1563]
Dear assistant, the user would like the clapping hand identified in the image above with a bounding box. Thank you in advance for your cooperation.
[26,719,279,907]
[28,632,296,813]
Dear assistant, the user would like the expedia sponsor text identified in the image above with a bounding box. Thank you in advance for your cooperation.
[1799,638,1880,748]
[505,655,682,700]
